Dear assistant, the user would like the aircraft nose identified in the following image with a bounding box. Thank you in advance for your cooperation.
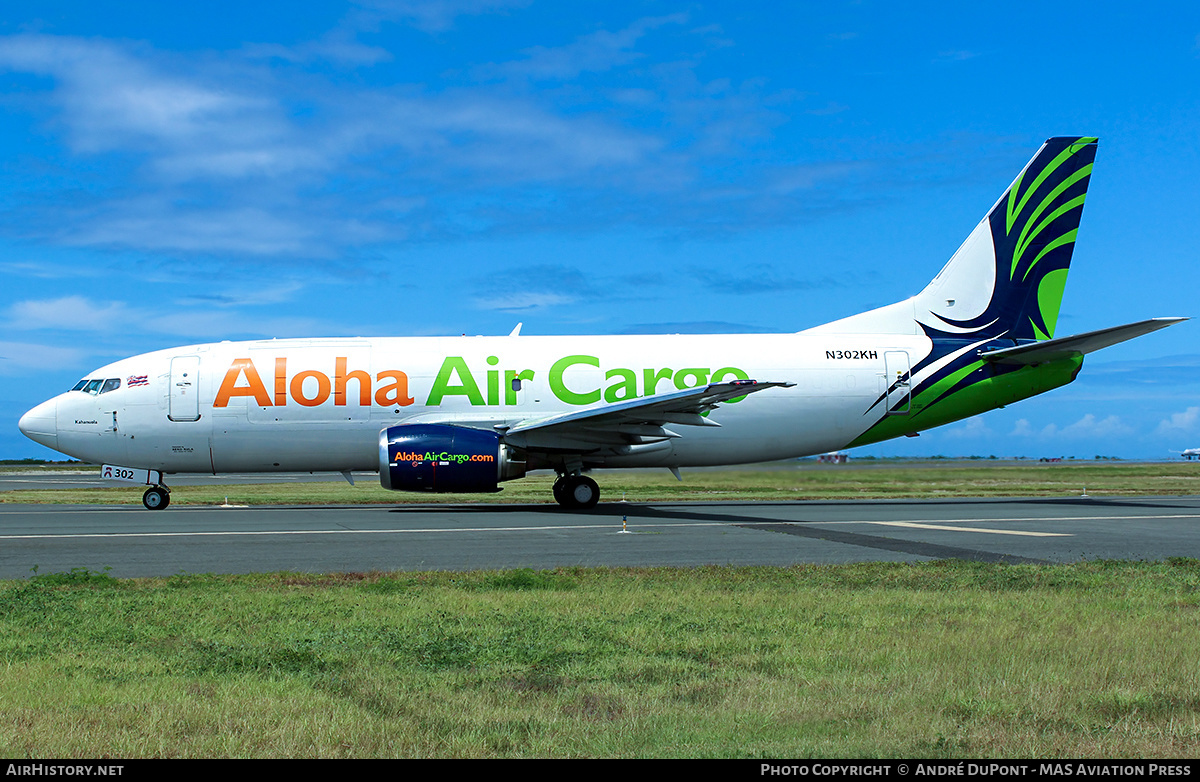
[18,398,58,450]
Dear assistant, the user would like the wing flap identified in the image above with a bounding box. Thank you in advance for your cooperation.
[502,380,791,451]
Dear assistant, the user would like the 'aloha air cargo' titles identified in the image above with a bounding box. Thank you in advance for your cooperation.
[213,354,752,409]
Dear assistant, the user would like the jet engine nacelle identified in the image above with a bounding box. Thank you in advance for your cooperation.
[378,423,526,493]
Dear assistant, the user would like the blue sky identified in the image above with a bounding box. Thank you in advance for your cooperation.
[2,1,1199,461]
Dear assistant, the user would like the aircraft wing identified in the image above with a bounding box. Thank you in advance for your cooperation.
[979,317,1187,365]
[500,380,792,451]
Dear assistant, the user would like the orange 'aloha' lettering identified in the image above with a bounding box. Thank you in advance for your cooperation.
[291,369,331,406]
[212,357,415,409]
[214,358,273,407]
[274,358,287,406]
[374,370,415,407]
[335,357,372,406]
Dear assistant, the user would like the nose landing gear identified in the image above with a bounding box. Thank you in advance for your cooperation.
[142,485,171,510]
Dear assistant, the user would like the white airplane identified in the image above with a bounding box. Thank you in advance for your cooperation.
[18,136,1185,509]
[1181,448,1200,461]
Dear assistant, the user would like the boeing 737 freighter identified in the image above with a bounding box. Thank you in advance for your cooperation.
[18,137,1185,509]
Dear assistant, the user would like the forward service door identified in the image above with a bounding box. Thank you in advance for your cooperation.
[169,356,201,422]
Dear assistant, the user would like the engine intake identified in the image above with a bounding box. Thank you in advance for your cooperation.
[379,423,526,493]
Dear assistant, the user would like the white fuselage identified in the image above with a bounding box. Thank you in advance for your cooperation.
[23,332,932,475]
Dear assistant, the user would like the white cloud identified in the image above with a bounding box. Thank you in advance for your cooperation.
[1156,406,1200,436]
[1009,414,1134,440]
[65,205,332,256]
[944,417,992,439]
[0,32,680,256]
[498,15,689,81]
[8,297,128,331]
[6,289,332,341]
[0,20,879,259]
[0,341,86,373]
[1058,414,1133,439]
[934,50,982,63]
[1010,418,1034,437]
[0,35,293,177]
[363,93,662,177]
[243,28,392,67]
[361,0,534,33]
[474,292,576,312]
[138,311,330,340]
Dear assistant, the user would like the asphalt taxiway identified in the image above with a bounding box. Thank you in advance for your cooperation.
[0,470,363,492]
[2,495,1199,578]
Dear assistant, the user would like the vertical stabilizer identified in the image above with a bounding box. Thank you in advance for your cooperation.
[805,137,1097,338]
[914,136,1097,341]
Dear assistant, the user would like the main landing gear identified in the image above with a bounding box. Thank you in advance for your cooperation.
[142,485,171,510]
[552,473,599,509]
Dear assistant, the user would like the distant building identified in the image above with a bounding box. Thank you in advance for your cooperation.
[818,452,848,464]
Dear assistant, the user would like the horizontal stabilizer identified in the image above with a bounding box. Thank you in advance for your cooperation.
[979,317,1187,365]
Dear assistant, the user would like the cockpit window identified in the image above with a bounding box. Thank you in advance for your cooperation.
[72,377,124,394]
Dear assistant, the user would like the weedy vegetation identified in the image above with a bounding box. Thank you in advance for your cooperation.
[2,560,1200,758]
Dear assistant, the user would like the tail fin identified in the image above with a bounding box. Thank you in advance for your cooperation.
[914,136,1097,341]
[803,136,1097,339]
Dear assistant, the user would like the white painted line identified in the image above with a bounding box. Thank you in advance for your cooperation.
[869,521,1070,537]
[0,510,1197,542]
[0,479,108,484]
[822,513,1200,525]
[5,506,1200,522]
[0,521,732,540]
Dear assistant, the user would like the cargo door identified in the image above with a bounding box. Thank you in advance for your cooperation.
[884,351,912,415]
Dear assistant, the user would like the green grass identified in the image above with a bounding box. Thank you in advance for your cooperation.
[3,461,1199,506]
[3,561,1200,757]
[4,463,1199,756]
